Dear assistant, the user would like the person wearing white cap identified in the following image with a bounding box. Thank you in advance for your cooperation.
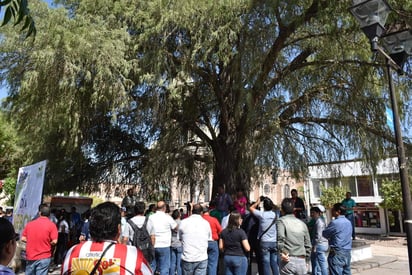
[317,205,327,225]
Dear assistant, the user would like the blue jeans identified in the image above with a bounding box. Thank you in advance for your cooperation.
[25,258,52,275]
[345,213,355,239]
[328,249,351,275]
[170,246,183,275]
[182,259,208,275]
[260,241,279,275]
[155,247,171,275]
[223,255,247,275]
[207,241,219,275]
[311,244,328,275]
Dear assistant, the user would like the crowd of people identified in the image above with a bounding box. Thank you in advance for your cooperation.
[0,186,357,275]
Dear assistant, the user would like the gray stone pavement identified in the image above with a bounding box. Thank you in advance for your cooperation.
[352,234,409,275]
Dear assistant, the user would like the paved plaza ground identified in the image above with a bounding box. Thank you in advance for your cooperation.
[353,234,409,275]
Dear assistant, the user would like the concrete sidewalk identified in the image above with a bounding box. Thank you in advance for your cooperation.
[351,255,398,274]
[351,235,409,275]
[352,258,410,275]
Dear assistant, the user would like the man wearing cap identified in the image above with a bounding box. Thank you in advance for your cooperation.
[0,218,18,275]
[21,204,58,275]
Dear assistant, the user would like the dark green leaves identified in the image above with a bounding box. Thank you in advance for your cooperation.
[1,0,36,38]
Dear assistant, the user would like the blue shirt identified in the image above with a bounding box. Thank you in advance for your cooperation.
[322,215,352,250]
[252,209,277,242]
[0,265,15,275]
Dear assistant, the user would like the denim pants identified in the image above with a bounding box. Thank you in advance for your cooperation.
[311,244,328,275]
[328,249,351,275]
[154,247,171,275]
[345,213,355,239]
[223,255,247,275]
[170,246,183,275]
[207,241,219,275]
[260,241,279,275]
[182,259,208,275]
[25,258,52,275]
[279,256,307,275]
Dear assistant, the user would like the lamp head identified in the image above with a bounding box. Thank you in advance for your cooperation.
[381,28,412,69]
[349,0,391,41]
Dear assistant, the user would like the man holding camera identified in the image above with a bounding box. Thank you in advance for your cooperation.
[250,196,279,275]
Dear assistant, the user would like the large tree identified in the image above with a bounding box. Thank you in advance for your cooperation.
[1,0,411,196]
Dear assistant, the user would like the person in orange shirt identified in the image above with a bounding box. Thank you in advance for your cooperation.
[202,206,222,275]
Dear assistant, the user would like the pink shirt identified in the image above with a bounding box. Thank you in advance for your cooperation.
[234,196,247,215]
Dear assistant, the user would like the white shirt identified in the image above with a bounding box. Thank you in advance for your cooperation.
[221,214,230,230]
[124,215,155,243]
[149,211,177,248]
[58,220,69,234]
[179,214,211,262]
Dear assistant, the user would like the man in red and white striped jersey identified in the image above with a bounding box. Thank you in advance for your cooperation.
[62,202,152,275]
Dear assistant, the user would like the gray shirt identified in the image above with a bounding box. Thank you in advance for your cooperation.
[312,217,328,247]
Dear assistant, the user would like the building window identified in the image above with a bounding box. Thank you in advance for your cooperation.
[328,178,340,188]
[356,176,373,196]
[311,179,326,198]
[341,177,357,196]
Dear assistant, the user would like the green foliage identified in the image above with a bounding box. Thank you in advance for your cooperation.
[0,0,36,37]
[0,112,23,180]
[319,185,346,209]
[379,179,406,211]
[1,172,17,206]
[0,0,411,197]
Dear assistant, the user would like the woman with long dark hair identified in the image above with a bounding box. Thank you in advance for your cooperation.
[219,211,250,275]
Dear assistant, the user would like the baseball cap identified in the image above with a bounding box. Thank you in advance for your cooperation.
[0,218,18,245]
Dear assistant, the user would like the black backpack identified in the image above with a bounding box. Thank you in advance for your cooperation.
[128,216,154,263]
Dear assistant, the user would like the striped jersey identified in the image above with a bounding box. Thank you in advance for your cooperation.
[61,241,152,275]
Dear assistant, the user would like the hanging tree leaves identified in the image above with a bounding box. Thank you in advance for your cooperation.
[0,0,411,196]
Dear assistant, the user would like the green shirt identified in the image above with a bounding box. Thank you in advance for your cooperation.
[277,214,312,260]
[341,198,356,215]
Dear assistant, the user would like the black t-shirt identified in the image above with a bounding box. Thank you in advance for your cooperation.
[220,227,248,256]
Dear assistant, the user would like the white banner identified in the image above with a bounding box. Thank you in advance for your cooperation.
[12,160,47,233]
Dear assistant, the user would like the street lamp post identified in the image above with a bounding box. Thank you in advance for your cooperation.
[349,0,412,273]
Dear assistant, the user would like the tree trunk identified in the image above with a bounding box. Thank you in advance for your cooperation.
[211,138,251,200]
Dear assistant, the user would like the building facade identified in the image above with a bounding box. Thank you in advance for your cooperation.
[307,157,404,235]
